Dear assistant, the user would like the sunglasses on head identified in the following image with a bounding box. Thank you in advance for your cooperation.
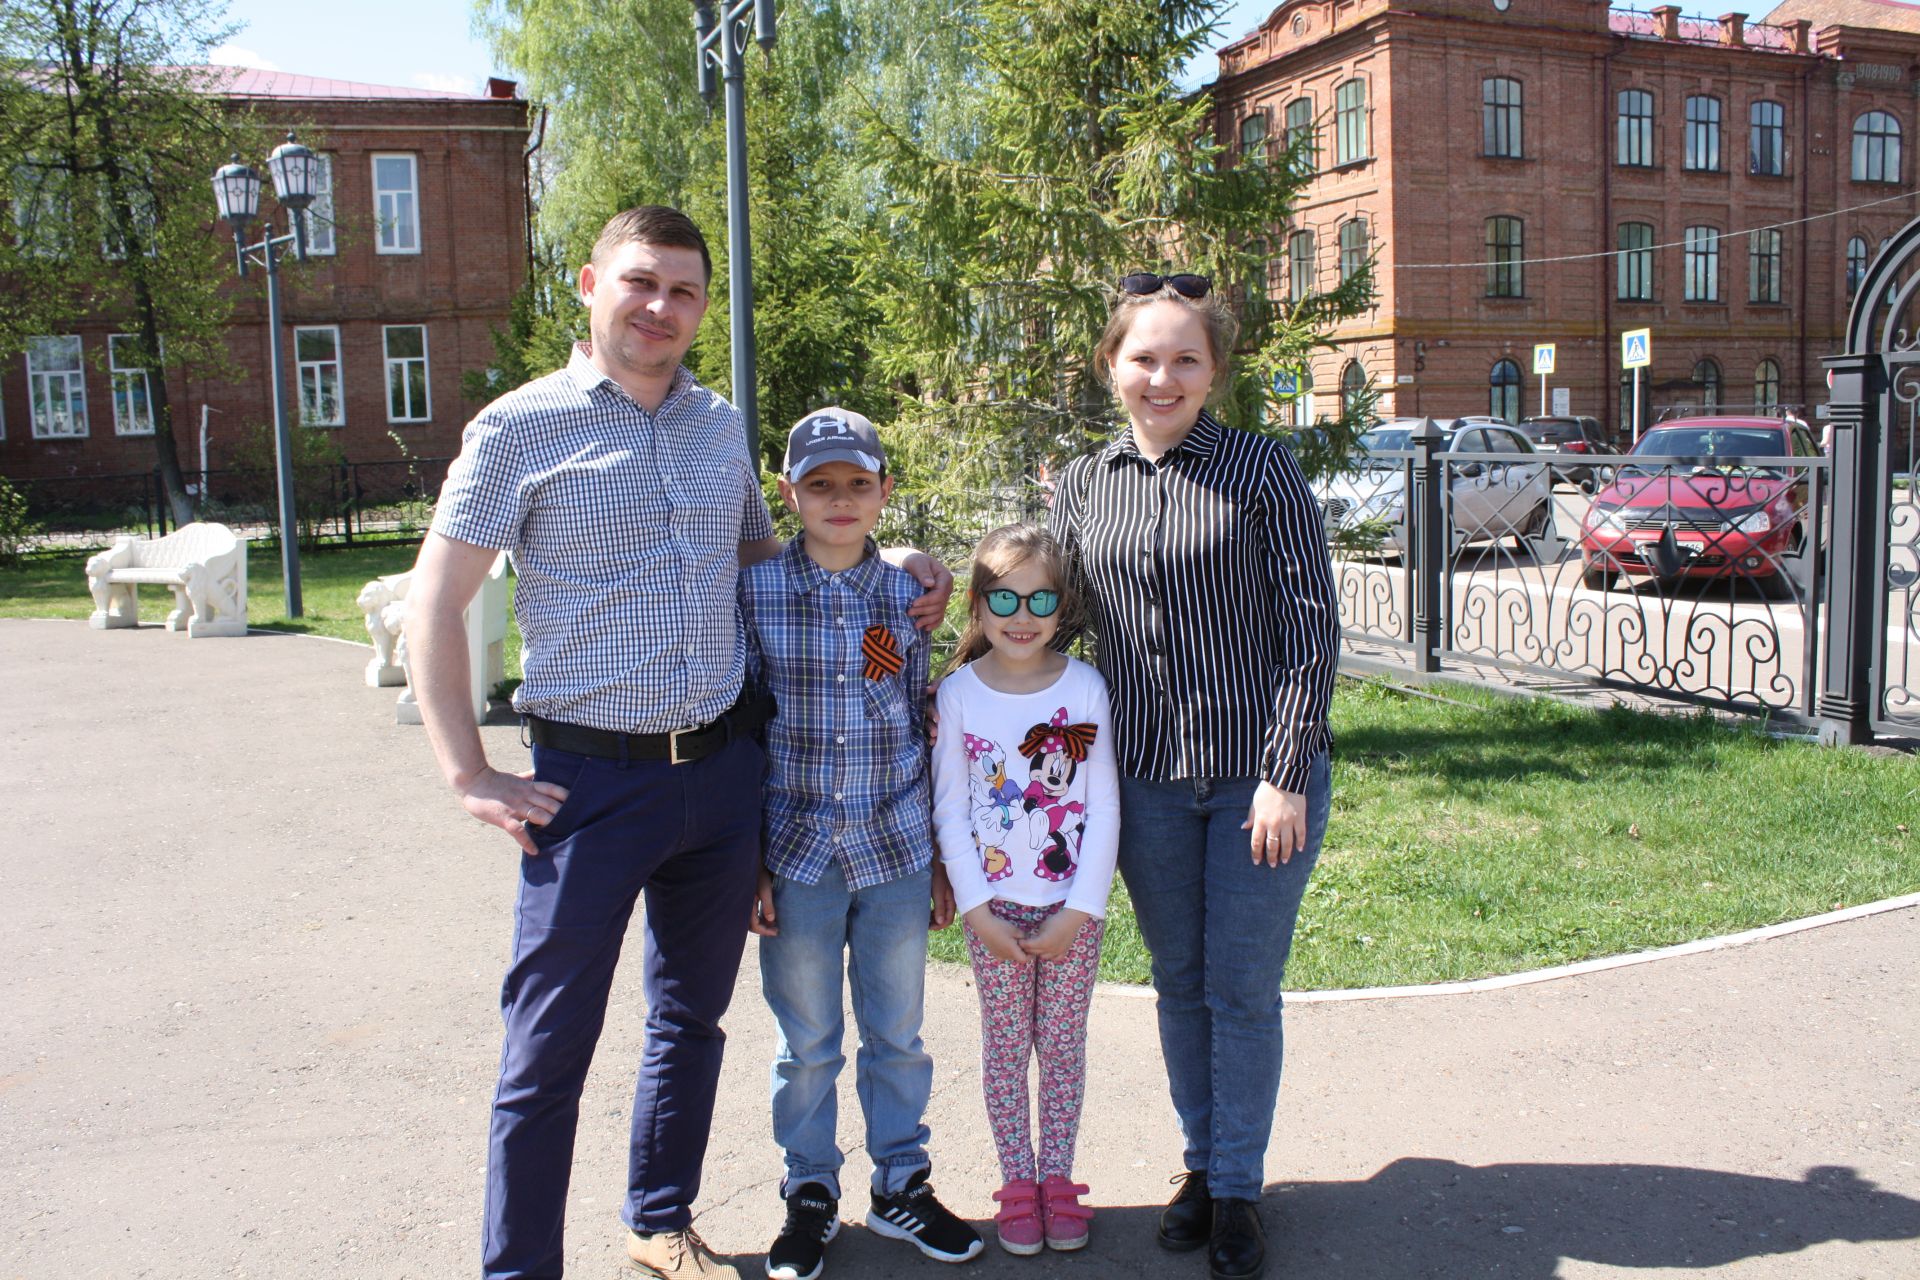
[983,588,1061,618]
[1119,272,1212,299]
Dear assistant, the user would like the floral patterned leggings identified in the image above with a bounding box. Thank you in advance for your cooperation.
[962,899,1106,1182]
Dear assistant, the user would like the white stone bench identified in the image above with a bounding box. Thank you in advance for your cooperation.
[85,522,248,638]
[358,552,509,725]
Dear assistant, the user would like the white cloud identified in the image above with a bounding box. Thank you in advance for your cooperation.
[411,72,477,95]
[208,43,280,71]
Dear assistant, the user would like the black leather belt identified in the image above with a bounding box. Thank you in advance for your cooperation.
[525,695,774,765]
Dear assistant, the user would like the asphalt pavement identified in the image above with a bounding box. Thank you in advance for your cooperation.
[4,618,1916,1279]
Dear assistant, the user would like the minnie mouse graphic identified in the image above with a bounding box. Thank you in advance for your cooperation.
[1017,707,1097,882]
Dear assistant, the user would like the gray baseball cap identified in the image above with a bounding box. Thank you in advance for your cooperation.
[783,407,886,481]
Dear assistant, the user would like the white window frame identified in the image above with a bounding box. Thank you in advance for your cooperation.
[108,334,158,436]
[305,153,336,256]
[1334,79,1369,165]
[26,335,88,438]
[295,325,345,427]
[371,153,420,255]
[383,324,431,422]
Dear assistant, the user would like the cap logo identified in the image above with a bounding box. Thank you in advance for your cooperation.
[805,415,855,441]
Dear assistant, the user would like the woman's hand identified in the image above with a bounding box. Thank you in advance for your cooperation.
[1019,908,1088,962]
[965,905,1031,965]
[1242,780,1307,866]
[749,867,779,936]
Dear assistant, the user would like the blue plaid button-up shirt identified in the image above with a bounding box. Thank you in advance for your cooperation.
[431,345,773,734]
[740,537,932,889]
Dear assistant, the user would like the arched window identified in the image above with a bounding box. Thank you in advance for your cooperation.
[1617,88,1654,166]
[1240,111,1269,166]
[1749,229,1782,304]
[1483,78,1523,158]
[1341,361,1368,417]
[1288,229,1315,301]
[1684,226,1720,302]
[1490,358,1522,423]
[1291,365,1316,428]
[1754,359,1781,410]
[1284,96,1316,175]
[1339,218,1368,282]
[1334,79,1369,165]
[1847,236,1869,296]
[1618,222,1653,301]
[1749,100,1785,175]
[1485,216,1524,297]
[1692,358,1722,410]
[1853,111,1902,182]
[1685,95,1723,172]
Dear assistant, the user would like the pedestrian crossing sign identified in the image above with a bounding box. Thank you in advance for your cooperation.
[1273,369,1299,397]
[1533,344,1556,375]
[1622,328,1652,370]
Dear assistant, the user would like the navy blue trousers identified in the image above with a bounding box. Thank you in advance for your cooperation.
[480,734,764,1280]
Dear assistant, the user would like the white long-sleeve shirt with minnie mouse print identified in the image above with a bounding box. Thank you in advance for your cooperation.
[930,656,1120,919]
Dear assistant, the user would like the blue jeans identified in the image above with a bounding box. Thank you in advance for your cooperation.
[1116,755,1331,1201]
[759,860,934,1201]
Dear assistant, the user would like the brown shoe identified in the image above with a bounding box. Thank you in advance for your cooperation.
[626,1225,742,1279]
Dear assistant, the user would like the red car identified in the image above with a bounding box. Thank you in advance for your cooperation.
[1578,416,1821,599]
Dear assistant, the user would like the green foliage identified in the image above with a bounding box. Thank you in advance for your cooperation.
[0,477,43,568]
[861,0,1375,479]
[0,0,272,524]
[460,272,581,403]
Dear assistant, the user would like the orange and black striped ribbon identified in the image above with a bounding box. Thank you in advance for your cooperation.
[862,625,904,681]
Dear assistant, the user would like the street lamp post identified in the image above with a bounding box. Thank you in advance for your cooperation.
[695,0,776,468]
[211,132,320,618]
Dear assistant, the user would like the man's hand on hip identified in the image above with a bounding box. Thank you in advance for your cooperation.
[460,765,570,856]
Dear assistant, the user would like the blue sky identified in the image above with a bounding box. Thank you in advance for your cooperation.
[212,0,1280,94]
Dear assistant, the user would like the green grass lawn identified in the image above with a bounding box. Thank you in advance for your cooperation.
[7,546,1915,990]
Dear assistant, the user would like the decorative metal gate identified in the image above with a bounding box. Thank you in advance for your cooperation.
[1822,214,1920,741]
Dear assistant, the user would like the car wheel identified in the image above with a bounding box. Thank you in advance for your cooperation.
[1756,569,1796,602]
[1511,502,1551,555]
[1580,562,1615,592]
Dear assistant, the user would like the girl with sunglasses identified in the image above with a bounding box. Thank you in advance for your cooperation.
[1047,274,1339,1280]
[929,523,1119,1257]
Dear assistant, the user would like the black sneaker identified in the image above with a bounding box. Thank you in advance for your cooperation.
[766,1183,839,1280]
[866,1168,984,1263]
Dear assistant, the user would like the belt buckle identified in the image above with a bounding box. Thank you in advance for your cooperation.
[668,725,693,765]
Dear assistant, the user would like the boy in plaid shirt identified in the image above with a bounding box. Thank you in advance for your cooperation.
[741,408,982,1280]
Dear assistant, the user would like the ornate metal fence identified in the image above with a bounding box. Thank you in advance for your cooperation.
[1825,214,1920,741]
[1324,423,1830,730]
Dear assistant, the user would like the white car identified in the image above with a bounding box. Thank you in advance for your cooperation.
[1315,419,1555,554]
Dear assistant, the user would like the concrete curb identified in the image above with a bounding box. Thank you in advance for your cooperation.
[1100,891,1920,1004]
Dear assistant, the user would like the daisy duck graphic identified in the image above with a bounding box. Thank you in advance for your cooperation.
[964,732,1024,882]
[1017,707,1097,881]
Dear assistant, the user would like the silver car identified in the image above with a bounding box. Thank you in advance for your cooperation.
[1315,419,1555,553]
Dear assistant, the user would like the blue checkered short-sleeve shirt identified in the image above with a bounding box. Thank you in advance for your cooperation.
[431,344,775,734]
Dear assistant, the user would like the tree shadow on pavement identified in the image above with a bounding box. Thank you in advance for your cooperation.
[790,1158,1920,1278]
[1263,1157,1920,1278]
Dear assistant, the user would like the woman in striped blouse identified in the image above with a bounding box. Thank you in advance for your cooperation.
[1047,273,1340,1280]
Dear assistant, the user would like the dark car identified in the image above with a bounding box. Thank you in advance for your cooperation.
[1519,416,1619,486]
[1577,416,1821,599]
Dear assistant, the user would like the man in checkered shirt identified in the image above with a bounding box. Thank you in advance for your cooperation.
[406,206,949,1280]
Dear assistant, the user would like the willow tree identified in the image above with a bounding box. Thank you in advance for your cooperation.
[0,0,256,525]
[862,0,1373,482]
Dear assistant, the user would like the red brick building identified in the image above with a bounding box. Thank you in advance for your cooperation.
[0,68,531,482]
[1210,0,1920,434]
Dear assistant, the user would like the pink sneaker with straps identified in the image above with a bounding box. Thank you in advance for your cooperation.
[990,1178,1044,1255]
[1039,1176,1093,1251]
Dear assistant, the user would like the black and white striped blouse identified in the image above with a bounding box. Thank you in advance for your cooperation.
[1048,410,1338,793]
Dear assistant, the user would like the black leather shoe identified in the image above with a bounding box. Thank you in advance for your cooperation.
[1208,1197,1266,1280]
[1156,1170,1211,1252]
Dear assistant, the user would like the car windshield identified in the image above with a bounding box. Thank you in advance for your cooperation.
[1523,423,1577,441]
[1627,426,1787,473]
[1358,427,1451,454]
